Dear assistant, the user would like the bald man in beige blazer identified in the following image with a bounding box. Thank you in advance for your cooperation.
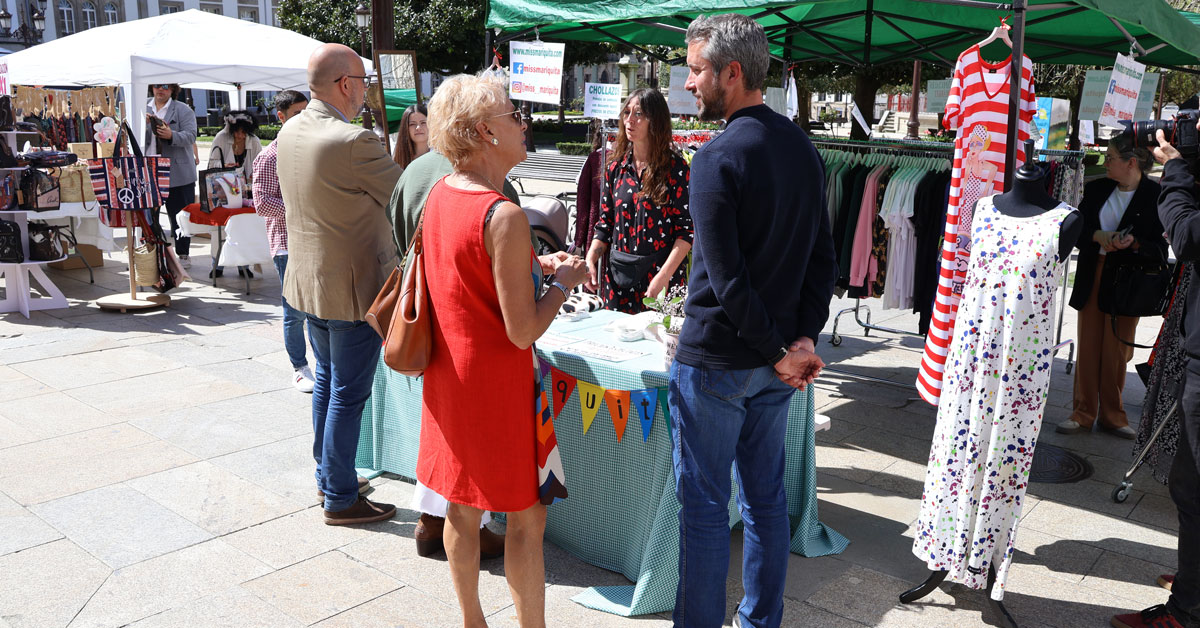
[277,43,402,526]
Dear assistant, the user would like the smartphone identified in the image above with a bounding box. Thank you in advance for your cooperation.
[1117,225,1134,239]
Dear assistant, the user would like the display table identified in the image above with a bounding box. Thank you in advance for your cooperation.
[356,309,849,616]
[1,209,70,317]
[180,202,257,287]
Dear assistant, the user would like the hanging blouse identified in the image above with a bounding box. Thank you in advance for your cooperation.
[916,44,1036,405]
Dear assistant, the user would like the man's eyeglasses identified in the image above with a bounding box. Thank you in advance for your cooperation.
[336,75,372,87]
[488,109,523,124]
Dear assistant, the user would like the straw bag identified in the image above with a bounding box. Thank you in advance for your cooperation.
[57,164,97,203]
[365,207,432,377]
[130,240,158,287]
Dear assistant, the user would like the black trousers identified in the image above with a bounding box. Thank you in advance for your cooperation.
[1170,360,1200,626]
[160,183,195,257]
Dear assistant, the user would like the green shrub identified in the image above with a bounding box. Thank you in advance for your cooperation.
[198,125,280,140]
[556,142,593,156]
[671,119,722,130]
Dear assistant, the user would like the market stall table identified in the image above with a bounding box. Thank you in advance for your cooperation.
[356,309,848,616]
[179,202,257,287]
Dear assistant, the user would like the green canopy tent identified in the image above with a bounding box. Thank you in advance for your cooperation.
[487,0,1200,185]
[383,88,419,134]
[487,0,1200,71]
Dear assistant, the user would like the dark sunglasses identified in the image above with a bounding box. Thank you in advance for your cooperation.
[152,84,171,90]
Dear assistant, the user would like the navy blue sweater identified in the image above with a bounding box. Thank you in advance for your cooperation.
[676,104,837,370]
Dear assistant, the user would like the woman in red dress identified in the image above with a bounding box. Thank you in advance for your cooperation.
[584,88,692,311]
[421,74,587,628]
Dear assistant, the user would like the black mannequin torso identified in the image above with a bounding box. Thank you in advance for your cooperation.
[989,161,1081,262]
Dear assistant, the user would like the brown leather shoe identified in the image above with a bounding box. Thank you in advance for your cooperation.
[323,496,396,526]
[480,525,505,560]
[415,514,445,557]
[317,476,370,499]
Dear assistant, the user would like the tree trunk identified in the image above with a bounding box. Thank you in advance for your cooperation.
[850,73,882,141]
[558,71,568,125]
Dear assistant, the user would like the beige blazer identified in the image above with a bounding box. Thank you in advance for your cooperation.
[277,99,402,322]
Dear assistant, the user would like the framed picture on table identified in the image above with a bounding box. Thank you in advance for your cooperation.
[370,50,422,157]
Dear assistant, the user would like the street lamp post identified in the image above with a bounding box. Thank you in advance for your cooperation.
[354,2,374,134]
[0,4,45,49]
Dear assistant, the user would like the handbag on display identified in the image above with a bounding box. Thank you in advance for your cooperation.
[199,149,244,214]
[0,170,17,210]
[366,205,440,377]
[27,223,74,261]
[1097,251,1178,348]
[88,120,171,213]
[19,150,78,168]
[0,217,23,263]
[18,167,60,212]
[57,164,97,203]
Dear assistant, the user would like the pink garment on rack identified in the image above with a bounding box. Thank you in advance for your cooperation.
[850,164,887,287]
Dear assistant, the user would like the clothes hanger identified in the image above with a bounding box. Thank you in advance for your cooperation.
[976,16,1013,49]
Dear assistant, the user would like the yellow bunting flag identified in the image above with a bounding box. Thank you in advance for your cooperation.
[550,367,577,420]
[604,389,632,442]
[577,381,604,434]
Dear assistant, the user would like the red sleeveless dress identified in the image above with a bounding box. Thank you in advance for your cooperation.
[417,179,539,512]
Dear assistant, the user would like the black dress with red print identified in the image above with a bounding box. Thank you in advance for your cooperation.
[592,151,693,313]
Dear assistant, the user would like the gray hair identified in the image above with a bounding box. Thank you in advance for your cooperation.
[685,14,770,92]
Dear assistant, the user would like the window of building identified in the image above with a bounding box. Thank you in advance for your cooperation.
[102,2,117,23]
[200,3,222,15]
[57,0,75,35]
[159,1,182,13]
[81,1,96,29]
[238,8,256,22]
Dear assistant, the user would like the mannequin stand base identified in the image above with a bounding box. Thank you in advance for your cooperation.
[899,568,1019,628]
[96,293,171,313]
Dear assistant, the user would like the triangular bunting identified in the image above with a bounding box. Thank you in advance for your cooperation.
[538,356,551,381]
[630,389,657,442]
[577,381,604,434]
[604,389,631,442]
[658,387,672,439]
[550,367,577,421]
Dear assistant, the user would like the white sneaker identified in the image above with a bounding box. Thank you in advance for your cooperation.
[293,366,315,393]
[178,255,191,269]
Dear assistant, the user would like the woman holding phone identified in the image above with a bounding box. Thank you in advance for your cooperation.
[1058,137,1166,438]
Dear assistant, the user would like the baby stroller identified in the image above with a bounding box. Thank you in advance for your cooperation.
[523,194,570,256]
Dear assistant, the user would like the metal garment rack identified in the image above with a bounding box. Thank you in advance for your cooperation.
[814,137,1084,376]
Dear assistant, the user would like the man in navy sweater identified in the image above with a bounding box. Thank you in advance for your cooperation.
[671,13,837,628]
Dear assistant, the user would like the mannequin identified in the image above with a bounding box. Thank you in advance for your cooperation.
[900,140,1079,628]
[991,140,1082,262]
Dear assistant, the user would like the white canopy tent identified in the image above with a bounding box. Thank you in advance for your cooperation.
[0,9,369,142]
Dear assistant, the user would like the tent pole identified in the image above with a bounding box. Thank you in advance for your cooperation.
[1003,0,1026,192]
[864,0,873,67]
[906,60,921,139]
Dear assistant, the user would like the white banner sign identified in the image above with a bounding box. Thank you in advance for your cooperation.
[508,40,566,105]
[668,66,699,115]
[1079,119,1095,145]
[1135,72,1159,121]
[924,79,952,114]
[0,63,8,97]
[1078,69,1110,121]
[1099,53,1146,128]
[584,82,622,119]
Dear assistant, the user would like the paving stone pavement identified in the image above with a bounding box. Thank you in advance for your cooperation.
[0,179,1182,626]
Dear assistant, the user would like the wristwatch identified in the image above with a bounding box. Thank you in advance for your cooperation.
[770,346,789,365]
[549,279,571,300]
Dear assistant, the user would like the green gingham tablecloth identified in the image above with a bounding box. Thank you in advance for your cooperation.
[356,309,848,616]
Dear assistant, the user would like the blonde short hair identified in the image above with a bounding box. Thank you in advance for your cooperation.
[427,73,510,168]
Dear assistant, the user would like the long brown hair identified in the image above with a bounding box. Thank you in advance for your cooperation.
[608,88,675,206]
[392,104,428,169]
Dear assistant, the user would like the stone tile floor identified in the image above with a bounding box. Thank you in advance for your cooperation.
[0,204,1181,627]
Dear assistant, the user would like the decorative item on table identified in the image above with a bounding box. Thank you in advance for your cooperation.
[644,285,687,367]
[558,292,603,315]
[57,164,97,202]
[199,169,244,213]
[18,167,60,212]
[27,223,74,261]
[92,117,119,143]
[0,217,23,263]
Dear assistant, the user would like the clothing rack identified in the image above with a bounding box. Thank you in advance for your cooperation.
[815,138,1084,374]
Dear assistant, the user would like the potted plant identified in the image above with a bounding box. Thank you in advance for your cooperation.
[643,285,687,368]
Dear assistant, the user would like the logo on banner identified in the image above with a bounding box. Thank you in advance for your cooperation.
[512,62,525,74]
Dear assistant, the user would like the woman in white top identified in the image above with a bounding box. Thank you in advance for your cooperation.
[1059,139,1166,438]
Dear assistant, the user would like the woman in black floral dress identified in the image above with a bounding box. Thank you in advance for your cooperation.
[585,88,692,313]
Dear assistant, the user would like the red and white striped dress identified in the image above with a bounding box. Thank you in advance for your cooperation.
[916,45,1036,405]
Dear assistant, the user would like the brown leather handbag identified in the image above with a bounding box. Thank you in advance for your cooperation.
[366,210,430,377]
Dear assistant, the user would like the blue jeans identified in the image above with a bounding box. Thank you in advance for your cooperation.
[670,361,795,628]
[306,314,381,512]
[273,255,308,370]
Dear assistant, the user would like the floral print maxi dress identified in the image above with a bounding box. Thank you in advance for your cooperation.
[591,152,692,313]
[913,196,1074,600]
